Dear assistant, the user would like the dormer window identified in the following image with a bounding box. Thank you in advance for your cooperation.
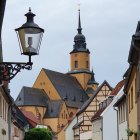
[75,61,78,68]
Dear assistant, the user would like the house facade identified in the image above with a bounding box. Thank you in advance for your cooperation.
[124,20,140,140]
[0,86,12,140]
[73,80,113,140]
[91,80,125,140]
[114,94,128,140]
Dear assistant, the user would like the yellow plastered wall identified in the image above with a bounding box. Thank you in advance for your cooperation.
[19,106,46,125]
[58,103,69,127]
[70,52,90,70]
[57,125,67,140]
[71,73,91,90]
[126,66,138,140]
[33,69,61,100]
[44,118,58,132]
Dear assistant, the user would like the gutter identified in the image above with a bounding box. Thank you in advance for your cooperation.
[113,107,119,140]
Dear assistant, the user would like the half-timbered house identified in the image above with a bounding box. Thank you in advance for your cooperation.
[73,80,113,140]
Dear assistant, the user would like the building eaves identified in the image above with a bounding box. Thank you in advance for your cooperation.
[91,108,105,122]
[72,120,84,129]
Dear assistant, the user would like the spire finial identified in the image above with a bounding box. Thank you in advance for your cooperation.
[29,7,31,12]
[77,3,82,34]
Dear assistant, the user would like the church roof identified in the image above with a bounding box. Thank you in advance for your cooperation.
[77,80,113,115]
[15,86,49,107]
[86,87,95,95]
[43,68,89,108]
[44,100,63,118]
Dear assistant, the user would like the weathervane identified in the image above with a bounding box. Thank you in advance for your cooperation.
[78,2,81,11]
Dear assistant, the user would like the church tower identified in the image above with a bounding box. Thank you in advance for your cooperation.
[68,9,98,93]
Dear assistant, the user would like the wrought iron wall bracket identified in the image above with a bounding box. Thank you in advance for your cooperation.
[0,62,33,81]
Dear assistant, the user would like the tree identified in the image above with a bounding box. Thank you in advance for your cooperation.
[24,128,53,140]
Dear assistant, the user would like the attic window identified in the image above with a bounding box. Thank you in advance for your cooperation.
[18,97,21,101]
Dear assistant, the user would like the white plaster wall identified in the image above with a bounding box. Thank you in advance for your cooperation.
[80,131,92,140]
[102,88,124,140]
[102,107,117,140]
[119,121,128,140]
[92,119,102,140]
[0,117,9,140]
[65,117,77,140]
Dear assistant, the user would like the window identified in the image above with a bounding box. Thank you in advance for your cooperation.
[131,87,133,109]
[135,78,137,102]
[64,111,65,119]
[119,102,126,123]
[86,61,88,68]
[129,93,131,113]
[5,102,6,121]
[74,61,78,68]
[3,100,4,120]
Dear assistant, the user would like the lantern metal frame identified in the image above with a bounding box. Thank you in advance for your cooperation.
[0,8,44,81]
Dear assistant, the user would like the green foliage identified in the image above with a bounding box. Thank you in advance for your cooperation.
[126,128,139,137]
[24,128,52,140]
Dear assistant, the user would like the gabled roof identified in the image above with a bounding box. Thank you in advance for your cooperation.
[44,100,63,118]
[43,69,89,108]
[110,80,125,96]
[15,86,49,107]
[77,80,113,115]
[12,104,33,130]
[21,110,39,124]
[86,87,95,95]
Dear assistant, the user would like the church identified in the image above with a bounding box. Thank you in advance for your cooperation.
[15,10,103,134]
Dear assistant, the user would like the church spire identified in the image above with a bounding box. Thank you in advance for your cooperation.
[77,9,82,34]
[70,9,90,54]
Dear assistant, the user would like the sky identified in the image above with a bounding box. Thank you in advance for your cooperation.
[2,0,140,99]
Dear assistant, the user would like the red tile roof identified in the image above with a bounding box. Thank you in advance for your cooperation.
[21,110,39,127]
[110,80,125,96]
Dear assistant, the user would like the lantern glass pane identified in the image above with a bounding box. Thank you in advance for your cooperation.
[18,28,43,55]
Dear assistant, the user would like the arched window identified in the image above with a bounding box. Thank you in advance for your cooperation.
[69,112,74,118]
[75,61,78,68]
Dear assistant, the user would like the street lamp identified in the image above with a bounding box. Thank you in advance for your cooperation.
[0,8,44,81]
